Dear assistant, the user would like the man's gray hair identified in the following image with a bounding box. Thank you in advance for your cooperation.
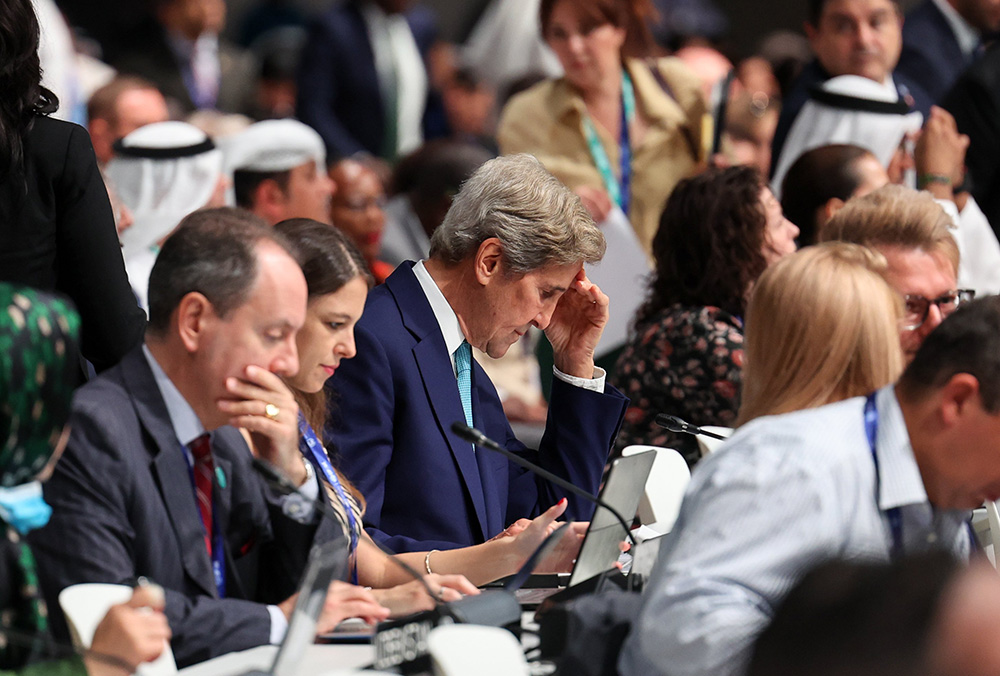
[429,154,605,273]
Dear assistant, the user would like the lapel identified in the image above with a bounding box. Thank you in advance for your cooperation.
[385,264,490,541]
[120,349,219,598]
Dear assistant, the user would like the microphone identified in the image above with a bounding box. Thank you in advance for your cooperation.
[450,422,634,547]
[654,413,729,440]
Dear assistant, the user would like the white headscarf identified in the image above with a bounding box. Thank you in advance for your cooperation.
[106,122,223,261]
[772,75,923,199]
[222,118,326,175]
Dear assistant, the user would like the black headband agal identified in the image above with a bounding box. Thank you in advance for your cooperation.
[112,137,216,159]
[808,86,911,115]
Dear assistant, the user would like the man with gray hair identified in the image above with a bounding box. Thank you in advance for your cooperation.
[327,153,629,553]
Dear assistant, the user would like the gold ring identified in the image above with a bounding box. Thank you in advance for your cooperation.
[264,403,280,420]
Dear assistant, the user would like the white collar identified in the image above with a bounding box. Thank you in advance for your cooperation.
[412,261,467,371]
[875,386,928,510]
[930,0,981,57]
[142,344,207,447]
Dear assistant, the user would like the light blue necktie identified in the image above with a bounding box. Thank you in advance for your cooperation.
[454,340,474,431]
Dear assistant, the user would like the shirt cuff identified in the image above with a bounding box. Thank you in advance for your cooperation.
[933,197,960,228]
[552,365,606,393]
[267,605,289,645]
[275,473,321,523]
[298,472,320,500]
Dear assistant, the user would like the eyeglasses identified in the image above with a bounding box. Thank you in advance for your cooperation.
[901,289,975,331]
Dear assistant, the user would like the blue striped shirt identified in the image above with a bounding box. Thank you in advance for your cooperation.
[619,385,971,676]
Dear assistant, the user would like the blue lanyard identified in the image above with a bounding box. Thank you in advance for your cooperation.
[865,394,904,560]
[298,413,359,585]
[182,443,227,598]
[866,393,978,561]
[581,69,635,215]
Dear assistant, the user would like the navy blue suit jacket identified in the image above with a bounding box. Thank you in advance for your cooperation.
[943,42,1000,236]
[898,0,971,103]
[29,348,341,667]
[770,60,933,177]
[326,263,629,553]
[296,0,446,159]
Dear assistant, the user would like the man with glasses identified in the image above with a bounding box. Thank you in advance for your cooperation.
[820,184,971,362]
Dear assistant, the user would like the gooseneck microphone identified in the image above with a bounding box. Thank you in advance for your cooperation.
[450,422,635,547]
[654,413,729,440]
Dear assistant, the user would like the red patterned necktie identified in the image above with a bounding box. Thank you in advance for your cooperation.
[188,433,215,557]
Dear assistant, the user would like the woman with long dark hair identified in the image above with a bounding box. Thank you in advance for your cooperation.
[611,166,798,463]
[0,0,145,374]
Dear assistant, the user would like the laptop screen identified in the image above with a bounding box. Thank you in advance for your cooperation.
[271,537,350,676]
[568,450,655,586]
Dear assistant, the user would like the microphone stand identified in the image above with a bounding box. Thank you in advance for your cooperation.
[450,422,635,547]
[654,413,729,440]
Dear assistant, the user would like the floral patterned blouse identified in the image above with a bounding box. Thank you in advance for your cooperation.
[611,304,744,465]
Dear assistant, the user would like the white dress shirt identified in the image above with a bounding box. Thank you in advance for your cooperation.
[931,0,981,59]
[361,2,427,157]
[411,260,605,390]
[619,386,971,676]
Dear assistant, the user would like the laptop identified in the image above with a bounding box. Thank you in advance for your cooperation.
[242,537,350,675]
[500,450,656,607]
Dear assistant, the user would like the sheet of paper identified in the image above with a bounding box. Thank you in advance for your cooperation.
[584,207,651,358]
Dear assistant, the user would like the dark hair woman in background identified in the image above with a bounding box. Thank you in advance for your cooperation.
[611,166,798,464]
[0,0,146,375]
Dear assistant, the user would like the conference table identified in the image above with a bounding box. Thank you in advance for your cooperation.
[177,612,551,675]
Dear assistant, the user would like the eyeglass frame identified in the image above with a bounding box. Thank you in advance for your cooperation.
[900,289,975,331]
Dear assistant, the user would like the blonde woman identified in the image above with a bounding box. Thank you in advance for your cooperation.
[738,242,904,425]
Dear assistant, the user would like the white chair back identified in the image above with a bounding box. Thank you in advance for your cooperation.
[986,501,1000,568]
[428,625,529,676]
[58,583,177,676]
[621,445,690,533]
[695,426,733,456]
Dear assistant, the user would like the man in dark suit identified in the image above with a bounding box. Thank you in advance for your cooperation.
[29,208,386,667]
[296,0,446,161]
[943,42,1000,236]
[897,0,1000,103]
[113,0,256,116]
[327,154,629,554]
[771,0,932,176]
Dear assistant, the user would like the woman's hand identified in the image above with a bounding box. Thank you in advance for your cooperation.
[372,574,480,617]
[505,498,587,573]
[217,365,305,484]
[85,584,171,676]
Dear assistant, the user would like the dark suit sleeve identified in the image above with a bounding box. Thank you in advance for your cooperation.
[296,18,368,159]
[505,375,628,524]
[54,125,145,371]
[29,403,272,668]
[942,52,1000,233]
